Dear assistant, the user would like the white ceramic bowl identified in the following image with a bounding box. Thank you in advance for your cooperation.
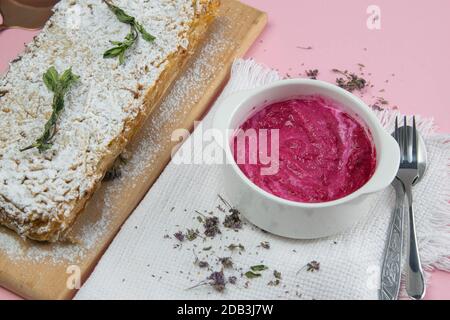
[213,79,400,239]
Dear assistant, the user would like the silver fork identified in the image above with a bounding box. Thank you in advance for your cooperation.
[396,116,425,299]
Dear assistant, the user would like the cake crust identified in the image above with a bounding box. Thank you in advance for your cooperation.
[0,0,218,241]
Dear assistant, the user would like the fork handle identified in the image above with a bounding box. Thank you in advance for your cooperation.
[380,181,404,300]
[405,185,426,299]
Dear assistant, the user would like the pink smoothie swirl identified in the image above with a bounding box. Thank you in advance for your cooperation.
[233,95,377,203]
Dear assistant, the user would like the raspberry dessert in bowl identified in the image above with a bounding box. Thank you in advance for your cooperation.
[213,79,400,239]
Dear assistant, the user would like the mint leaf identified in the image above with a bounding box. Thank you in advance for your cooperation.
[250,265,268,272]
[135,22,155,42]
[103,1,155,64]
[245,271,261,279]
[42,66,59,92]
[21,66,79,153]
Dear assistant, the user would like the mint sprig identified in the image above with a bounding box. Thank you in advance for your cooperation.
[20,67,79,153]
[103,0,155,64]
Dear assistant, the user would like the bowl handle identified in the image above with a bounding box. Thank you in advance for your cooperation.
[362,132,400,194]
[212,89,254,149]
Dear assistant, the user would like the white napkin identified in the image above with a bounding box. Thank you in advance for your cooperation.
[75,59,450,300]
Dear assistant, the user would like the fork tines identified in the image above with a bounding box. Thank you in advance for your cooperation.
[412,116,417,164]
[394,115,418,168]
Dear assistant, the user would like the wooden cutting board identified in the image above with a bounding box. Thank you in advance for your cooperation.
[0,0,266,300]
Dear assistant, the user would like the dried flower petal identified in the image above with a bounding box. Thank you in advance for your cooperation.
[305,69,319,80]
[267,279,280,286]
[260,241,270,249]
[273,270,282,279]
[173,231,185,242]
[223,209,242,230]
[219,257,233,269]
[333,69,367,92]
[186,229,199,241]
[208,271,226,292]
[371,104,384,111]
[228,276,237,284]
[306,260,320,272]
[203,216,221,238]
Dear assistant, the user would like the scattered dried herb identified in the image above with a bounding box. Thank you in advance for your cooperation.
[203,216,221,238]
[219,257,233,269]
[371,104,384,111]
[244,265,268,280]
[297,45,313,50]
[173,231,185,242]
[376,96,389,105]
[20,67,79,153]
[371,97,389,111]
[0,89,8,97]
[195,210,205,216]
[203,246,212,251]
[216,204,226,213]
[259,241,270,249]
[273,270,282,279]
[186,228,199,241]
[245,271,261,279]
[267,270,282,286]
[250,265,268,272]
[188,270,226,292]
[207,271,226,292]
[192,249,209,268]
[332,69,367,92]
[103,154,127,181]
[267,279,280,286]
[306,260,320,272]
[305,69,319,80]
[103,0,155,64]
[227,243,245,252]
[218,194,232,208]
[198,261,209,268]
[223,209,242,230]
[228,276,237,284]
[297,260,321,274]
[103,167,121,181]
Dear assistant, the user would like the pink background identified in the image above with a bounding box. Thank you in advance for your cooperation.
[1,0,449,299]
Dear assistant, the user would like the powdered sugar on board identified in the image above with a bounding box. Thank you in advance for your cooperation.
[124,14,235,180]
[0,12,235,264]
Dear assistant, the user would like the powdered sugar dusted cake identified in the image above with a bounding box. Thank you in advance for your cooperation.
[0,0,217,241]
